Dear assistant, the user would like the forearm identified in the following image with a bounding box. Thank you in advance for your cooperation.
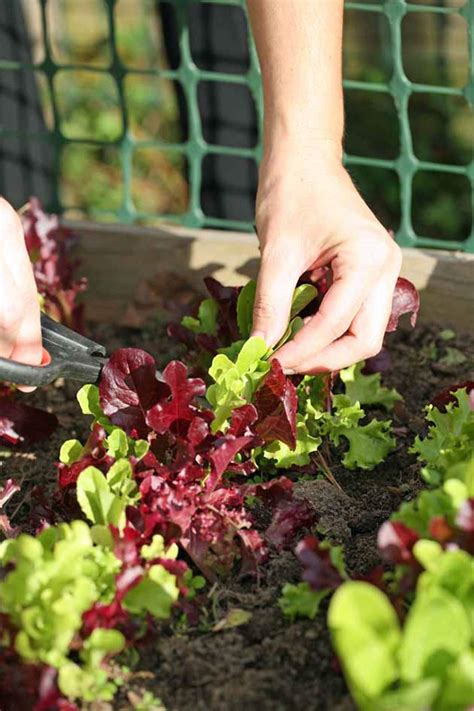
[247,0,344,159]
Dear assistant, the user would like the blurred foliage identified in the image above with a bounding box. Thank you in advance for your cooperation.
[39,0,471,241]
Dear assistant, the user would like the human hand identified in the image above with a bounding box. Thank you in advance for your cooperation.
[0,198,43,390]
[251,144,402,373]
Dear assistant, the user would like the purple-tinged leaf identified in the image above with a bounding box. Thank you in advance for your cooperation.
[386,277,420,332]
[0,479,20,508]
[266,500,315,550]
[228,404,258,437]
[254,360,297,448]
[146,361,205,435]
[296,536,343,591]
[0,399,57,446]
[100,348,168,435]
[377,520,419,565]
[207,435,254,486]
[363,348,393,374]
[243,477,294,506]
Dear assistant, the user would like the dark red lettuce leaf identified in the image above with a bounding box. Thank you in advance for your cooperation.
[0,479,20,508]
[99,348,168,436]
[204,276,240,343]
[363,348,393,374]
[377,520,419,565]
[228,404,258,437]
[57,423,112,488]
[208,435,255,483]
[266,500,315,550]
[21,197,86,332]
[0,399,57,446]
[146,361,205,435]
[243,476,294,506]
[386,277,420,332]
[296,536,342,590]
[254,360,297,448]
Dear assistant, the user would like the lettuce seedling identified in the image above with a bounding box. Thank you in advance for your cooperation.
[323,395,396,470]
[329,543,474,711]
[207,336,271,432]
[339,361,402,410]
[412,388,474,486]
[279,582,328,621]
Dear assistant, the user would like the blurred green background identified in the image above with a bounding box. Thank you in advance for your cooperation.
[4,0,473,247]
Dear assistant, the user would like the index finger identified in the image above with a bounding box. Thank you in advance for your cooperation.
[271,271,372,374]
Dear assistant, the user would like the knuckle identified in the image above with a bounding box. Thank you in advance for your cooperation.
[253,297,278,322]
[322,314,350,342]
[364,336,384,359]
[0,307,22,334]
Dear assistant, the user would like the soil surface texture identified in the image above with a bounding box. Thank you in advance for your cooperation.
[1,318,473,711]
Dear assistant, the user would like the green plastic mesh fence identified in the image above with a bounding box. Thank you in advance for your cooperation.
[0,0,472,251]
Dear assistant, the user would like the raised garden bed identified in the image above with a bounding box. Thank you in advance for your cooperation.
[0,207,473,711]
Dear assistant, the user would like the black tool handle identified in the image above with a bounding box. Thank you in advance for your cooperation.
[0,314,107,387]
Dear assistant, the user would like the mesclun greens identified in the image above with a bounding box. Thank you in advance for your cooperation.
[0,272,423,708]
[329,544,474,711]
[328,445,474,711]
[411,388,474,485]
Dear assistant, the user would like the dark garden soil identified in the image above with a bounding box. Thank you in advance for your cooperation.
[1,318,473,711]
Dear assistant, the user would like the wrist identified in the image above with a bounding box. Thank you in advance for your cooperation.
[262,121,343,166]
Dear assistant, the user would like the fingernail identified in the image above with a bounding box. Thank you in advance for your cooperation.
[250,330,267,342]
[18,385,37,394]
[283,368,296,376]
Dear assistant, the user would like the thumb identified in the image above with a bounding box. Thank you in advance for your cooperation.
[251,254,298,347]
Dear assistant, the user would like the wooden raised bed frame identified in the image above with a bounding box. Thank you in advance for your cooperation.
[66,220,474,333]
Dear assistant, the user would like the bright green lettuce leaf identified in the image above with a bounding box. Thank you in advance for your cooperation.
[370,680,440,711]
[411,389,474,486]
[435,650,474,711]
[131,437,150,461]
[59,439,84,465]
[218,339,245,360]
[340,361,402,411]
[59,628,125,702]
[181,297,218,336]
[124,564,179,619]
[207,336,270,432]
[297,374,328,417]
[77,383,102,418]
[279,582,329,620]
[325,395,395,470]
[263,414,321,468]
[328,581,402,705]
[77,463,138,528]
[236,280,257,338]
[0,521,120,669]
[235,280,317,341]
[140,534,178,561]
[274,316,305,351]
[290,283,318,318]
[392,482,465,538]
[399,587,470,684]
[105,427,128,458]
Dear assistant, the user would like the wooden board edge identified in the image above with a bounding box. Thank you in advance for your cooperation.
[64,220,474,332]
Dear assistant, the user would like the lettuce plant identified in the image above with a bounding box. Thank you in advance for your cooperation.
[329,543,474,711]
[411,388,474,486]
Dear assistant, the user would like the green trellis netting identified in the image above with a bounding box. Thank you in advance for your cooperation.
[1,0,473,251]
